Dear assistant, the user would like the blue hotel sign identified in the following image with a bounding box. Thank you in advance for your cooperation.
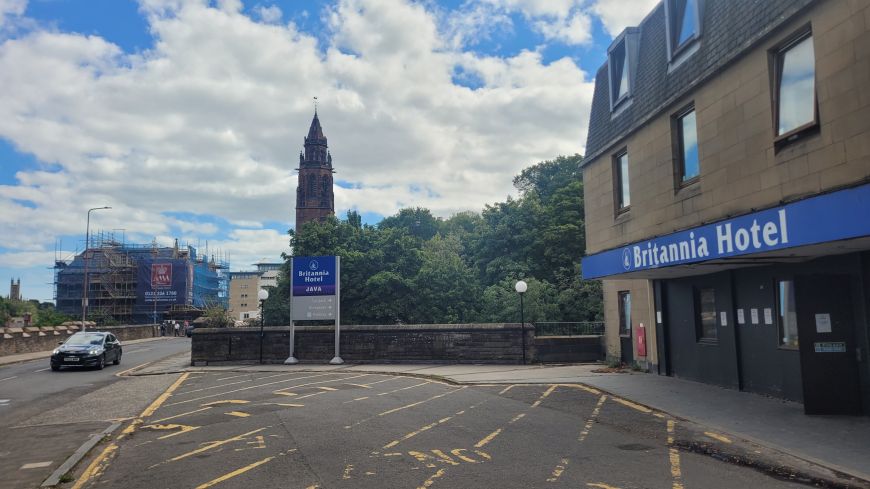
[292,256,337,296]
[582,183,870,279]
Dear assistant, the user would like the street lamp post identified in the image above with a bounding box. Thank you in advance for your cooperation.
[515,280,528,365]
[81,206,111,331]
[258,288,269,364]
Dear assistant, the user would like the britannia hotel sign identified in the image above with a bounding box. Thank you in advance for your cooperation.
[583,183,870,279]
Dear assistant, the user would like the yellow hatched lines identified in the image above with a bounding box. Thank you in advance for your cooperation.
[382,400,488,449]
[151,427,270,467]
[667,419,684,489]
[177,371,305,395]
[141,423,199,439]
[417,468,446,489]
[546,458,568,483]
[193,451,291,489]
[579,395,607,442]
[704,431,732,443]
[612,397,652,413]
[71,372,192,489]
[345,386,466,429]
[474,384,557,449]
[378,380,432,396]
[165,372,372,407]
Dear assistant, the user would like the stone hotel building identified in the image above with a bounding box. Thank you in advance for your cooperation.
[581,0,870,414]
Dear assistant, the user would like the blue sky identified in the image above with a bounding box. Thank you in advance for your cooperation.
[0,0,658,302]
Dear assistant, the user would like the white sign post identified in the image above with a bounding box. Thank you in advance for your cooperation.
[330,256,342,365]
[284,259,298,365]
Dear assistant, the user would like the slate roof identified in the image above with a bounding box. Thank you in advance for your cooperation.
[582,0,818,167]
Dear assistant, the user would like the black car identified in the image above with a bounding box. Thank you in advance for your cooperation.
[50,331,122,371]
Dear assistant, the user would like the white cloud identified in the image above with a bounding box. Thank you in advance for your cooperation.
[254,4,282,24]
[590,0,661,37]
[0,0,595,300]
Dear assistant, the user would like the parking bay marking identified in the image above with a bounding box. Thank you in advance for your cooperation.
[474,385,556,449]
[382,399,489,449]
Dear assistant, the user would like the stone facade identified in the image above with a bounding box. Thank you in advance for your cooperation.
[0,324,157,357]
[295,112,335,231]
[582,0,870,370]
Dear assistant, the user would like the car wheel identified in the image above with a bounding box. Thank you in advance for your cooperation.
[97,354,105,370]
[113,351,121,365]
[51,365,60,371]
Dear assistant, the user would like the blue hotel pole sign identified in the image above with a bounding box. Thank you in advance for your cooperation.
[292,256,337,296]
[582,183,870,279]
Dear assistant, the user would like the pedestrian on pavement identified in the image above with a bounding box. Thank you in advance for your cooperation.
[174,321,180,337]
[160,322,165,336]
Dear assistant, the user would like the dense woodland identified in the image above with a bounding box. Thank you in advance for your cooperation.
[264,154,603,326]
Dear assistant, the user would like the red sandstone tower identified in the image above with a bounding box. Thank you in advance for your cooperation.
[295,111,335,232]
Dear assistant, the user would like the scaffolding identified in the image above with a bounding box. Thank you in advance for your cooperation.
[54,231,229,324]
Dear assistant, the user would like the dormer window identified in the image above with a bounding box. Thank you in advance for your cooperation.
[666,0,703,62]
[608,28,639,112]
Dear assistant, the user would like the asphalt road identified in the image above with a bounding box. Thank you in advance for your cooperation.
[79,370,823,489]
[0,337,191,489]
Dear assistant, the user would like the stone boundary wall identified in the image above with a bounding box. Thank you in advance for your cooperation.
[0,324,157,357]
[191,323,536,365]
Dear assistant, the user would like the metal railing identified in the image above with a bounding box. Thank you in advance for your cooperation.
[534,321,604,337]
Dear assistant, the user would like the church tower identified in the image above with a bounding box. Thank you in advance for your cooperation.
[295,111,335,232]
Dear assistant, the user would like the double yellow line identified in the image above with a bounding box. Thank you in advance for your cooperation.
[71,372,191,489]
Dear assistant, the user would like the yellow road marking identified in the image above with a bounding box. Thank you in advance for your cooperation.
[378,387,466,417]
[261,402,304,407]
[509,413,526,424]
[555,383,601,395]
[588,483,621,489]
[141,373,192,418]
[179,371,303,395]
[70,443,117,489]
[234,435,266,451]
[474,450,491,460]
[450,449,479,463]
[546,458,568,482]
[202,399,250,406]
[381,399,488,449]
[579,395,607,442]
[474,428,502,448]
[345,396,369,403]
[613,397,652,413]
[704,431,732,443]
[531,385,557,407]
[170,373,370,406]
[142,423,199,439]
[305,485,320,489]
[156,427,269,466]
[194,455,275,489]
[418,468,446,489]
[344,386,468,430]
[667,420,684,489]
[150,406,213,424]
[377,381,431,396]
[72,372,191,489]
[430,449,460,466]
[115,361,151,377]
[346,383,372,388]
[318,386,338,391]
[384,452,403,457]
[498,385,515,395]
[342,464,354,479]
[409,451,438,468]
[275,391,298,396]
[296,391,328,400]
[225,411,250,417]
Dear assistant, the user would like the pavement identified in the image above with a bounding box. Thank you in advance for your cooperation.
[132,358,870,485]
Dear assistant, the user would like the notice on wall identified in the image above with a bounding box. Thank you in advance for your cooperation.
[750,308,759,324]
[737,309,745,325]
[815,313,832,333]
[720,311,728,326]
[764,308,773,325]
[656,310,662,324]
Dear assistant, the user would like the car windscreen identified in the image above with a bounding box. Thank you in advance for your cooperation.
[65,333,105,346]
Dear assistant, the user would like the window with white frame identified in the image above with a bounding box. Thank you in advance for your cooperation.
[775,31,816,138]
